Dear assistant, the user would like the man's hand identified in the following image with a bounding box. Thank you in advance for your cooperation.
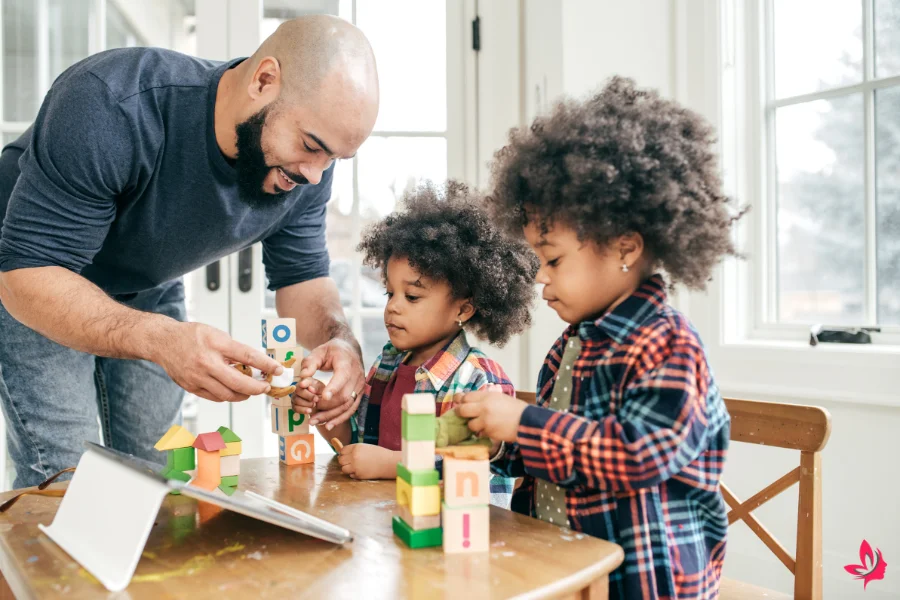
[337,443,398,480]
[153,321,283,403]
[456,391,529,443]
[298,338,365,429]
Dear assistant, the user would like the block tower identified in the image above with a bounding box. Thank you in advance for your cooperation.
[155,425,196,493]
[263,317,314,466]
[217,426,242,494]
[392,393,442,548]
[437,445,491,553]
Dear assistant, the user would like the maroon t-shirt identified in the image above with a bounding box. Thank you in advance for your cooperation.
[377,362,419,450]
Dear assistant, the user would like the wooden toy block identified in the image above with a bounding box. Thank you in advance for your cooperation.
[396,478,440,516]
[442,503,489,553]
[154,424,195,451]
[218,484,237,496]
[436,445,490,460]
[165,447,195,472]
[401,439,435,470]
[396,504,441,531]
[396,463,439,487]
[221,441,242,457]
[193,432,226,452]
[216,426,241,443]
[194,448,221,489]
[269,394,292,408]
[279,433,315,465]
[220,475,239,488]
[402,411,436,441]
[392,515,442,548]
[261,318,296,349]
[160,467,191,483]
[273,347,301,364]
[271,405,309,435]
[220,454,240,477]
[442,457,490,508]
[402,393,435,415]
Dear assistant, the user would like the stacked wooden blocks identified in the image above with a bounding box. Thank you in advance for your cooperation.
[392,393,442,548]
[263,317,314,466]
[155,425,243,497]
[440,445,491,553]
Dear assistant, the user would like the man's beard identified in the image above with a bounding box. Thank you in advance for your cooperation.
[234,106,307,209]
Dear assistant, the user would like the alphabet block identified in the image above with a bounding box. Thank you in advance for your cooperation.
[401,439,435,470]
[396,478,440,516]
[396,504,441,531]
[442,503,489,553]
[271,405,309,435]
[442,457,490,508]
[392,515,442,549]
[262,318,296,349]
[396,462,439,487]
[401,411,436,442]
[279,433,314,465]
[402,393,435,415]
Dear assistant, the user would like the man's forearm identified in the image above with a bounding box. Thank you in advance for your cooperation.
[275,277,360,354]
[0,266,173,361]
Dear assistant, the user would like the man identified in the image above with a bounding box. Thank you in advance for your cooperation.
[0,16,378,487]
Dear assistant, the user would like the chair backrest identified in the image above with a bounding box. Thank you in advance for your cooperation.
[514,391,831,599]
[722,398,831,600]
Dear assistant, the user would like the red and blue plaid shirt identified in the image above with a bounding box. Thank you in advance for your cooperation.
[492,276,729,599]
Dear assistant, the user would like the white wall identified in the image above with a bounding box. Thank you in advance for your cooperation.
[502,1,900,597]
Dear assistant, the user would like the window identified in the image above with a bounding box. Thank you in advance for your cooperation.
[726,0,900,340]
[262,0,451,368]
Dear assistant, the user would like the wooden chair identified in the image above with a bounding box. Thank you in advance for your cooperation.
[719,398,831,600]
[514,391,831,599]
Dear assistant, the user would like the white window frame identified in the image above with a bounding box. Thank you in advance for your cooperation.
[676,0,900,409]
[729,0,900,345]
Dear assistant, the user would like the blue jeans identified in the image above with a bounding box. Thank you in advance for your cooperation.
[0,281,186,488]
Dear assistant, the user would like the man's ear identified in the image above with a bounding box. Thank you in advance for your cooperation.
[247,56,282,101]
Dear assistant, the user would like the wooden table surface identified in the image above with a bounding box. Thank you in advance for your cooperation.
[0,454,623,600]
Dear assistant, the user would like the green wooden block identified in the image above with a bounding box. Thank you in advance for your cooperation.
[218,484,237,496]
[401,411,436,442]
[217,426,242,443]
[160,467,191,495]
[166,447,195,471]
[220,475,239,488]
[392,515,442,548]
[396,462,439,487]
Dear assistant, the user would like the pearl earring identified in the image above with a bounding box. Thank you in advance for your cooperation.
[457,319,464,328]
[621,263,629,273]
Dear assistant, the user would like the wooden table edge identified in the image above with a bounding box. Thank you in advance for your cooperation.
[0,532,36,600]
[509,542,624,600]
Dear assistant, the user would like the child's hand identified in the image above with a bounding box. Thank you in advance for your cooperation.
[337,443,398,480]
[291,378,325,415]
[457,391,528,443]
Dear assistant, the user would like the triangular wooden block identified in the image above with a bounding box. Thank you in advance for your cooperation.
[154,425,196,451]
[216,426,242,443]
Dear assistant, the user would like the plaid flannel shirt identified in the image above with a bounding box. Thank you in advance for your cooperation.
[492,275,730,599]
[354,331,516,506]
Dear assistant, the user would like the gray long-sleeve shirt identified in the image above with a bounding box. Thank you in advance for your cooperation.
[0,47,332,298]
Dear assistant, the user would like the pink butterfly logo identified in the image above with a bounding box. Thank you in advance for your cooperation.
[844,540,887,590]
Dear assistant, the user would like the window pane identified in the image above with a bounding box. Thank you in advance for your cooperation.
[775,95,864,324]
[260,1,342,40]
[326,162,355,308]
[875,0,900,78]
[3,0,38,122]
[876,86,900,325]
[361,315,389,369]
[2,132,24,146]
[48,0,91,83]
[356,0,446,132]
[106,1,147,50]
[773,0,862,99]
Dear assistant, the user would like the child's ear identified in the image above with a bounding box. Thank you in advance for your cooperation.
[618,233,645,268]
[457,300,476,324]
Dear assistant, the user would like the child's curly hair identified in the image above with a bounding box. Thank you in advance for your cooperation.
[357,180,539,346]
[488,76,745,289]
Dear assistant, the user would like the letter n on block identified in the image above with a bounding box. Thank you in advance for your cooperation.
[442,457,490,508]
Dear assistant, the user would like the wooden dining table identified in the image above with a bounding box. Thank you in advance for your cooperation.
[0,453,623,599]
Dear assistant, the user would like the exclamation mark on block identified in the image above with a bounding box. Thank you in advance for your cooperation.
[463,513,471,548]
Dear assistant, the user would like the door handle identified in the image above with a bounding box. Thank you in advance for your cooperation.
[205,261,220,291]
[238,247,253,292]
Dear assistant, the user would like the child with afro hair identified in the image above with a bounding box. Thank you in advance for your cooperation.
[458,77,744,599]
[302,180,537,501]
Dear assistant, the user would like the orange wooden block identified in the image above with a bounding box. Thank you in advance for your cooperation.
[279,434,315,465]
[442,457,490,508]
[193,448,221,490]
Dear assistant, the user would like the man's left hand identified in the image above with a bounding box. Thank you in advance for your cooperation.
[297,338,365,428]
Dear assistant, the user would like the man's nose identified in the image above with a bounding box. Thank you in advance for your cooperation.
[296,156,334,185]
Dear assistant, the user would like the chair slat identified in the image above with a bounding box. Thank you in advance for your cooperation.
[726,467,800,525]
[725,398,831,452]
